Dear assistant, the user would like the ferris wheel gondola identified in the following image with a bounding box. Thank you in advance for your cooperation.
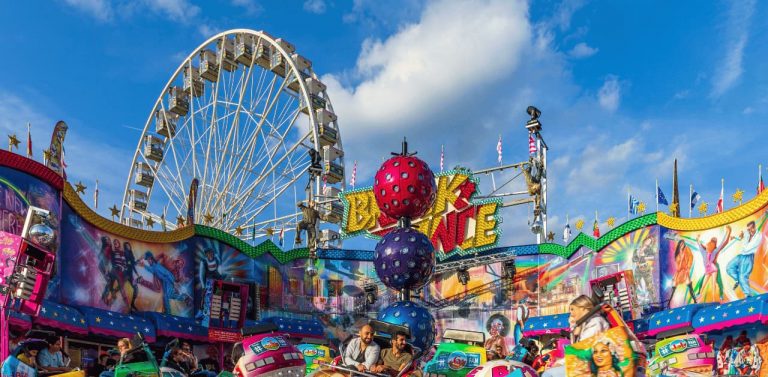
[120,29,345,247]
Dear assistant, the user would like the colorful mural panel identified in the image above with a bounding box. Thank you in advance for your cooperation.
[60,203,195,316]
[539,226,660,315]
[0,166,61,250]
[660,208,768,307]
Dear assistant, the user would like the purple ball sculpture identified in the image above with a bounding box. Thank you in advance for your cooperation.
[374,227,435,291]
[378,301,436,353]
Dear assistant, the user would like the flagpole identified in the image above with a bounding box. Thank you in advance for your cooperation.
[627,186,630,219]
[689,184,693,218]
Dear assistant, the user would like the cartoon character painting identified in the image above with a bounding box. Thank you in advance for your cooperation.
[138,252,192,314]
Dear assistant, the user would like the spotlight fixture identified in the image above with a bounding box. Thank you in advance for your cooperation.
[457,269,470,286]
[525,106,542,132]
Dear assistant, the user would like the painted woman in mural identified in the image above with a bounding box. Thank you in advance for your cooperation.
[588,338,623,377]
[670,239,697,304]
[694,226,730,302]
[99,236,117,305]
[631,235,658,307]
[137,252,191,314]
[484,314,511,358]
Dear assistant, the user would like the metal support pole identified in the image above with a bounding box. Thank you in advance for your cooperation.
[1,305,9,361]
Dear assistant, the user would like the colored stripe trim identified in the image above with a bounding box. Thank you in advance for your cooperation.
[693,314,764,333]
[538,214,657,259]
[0,150,64,190]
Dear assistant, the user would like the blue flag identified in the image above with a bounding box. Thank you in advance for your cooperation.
[691,191,701,210]
[628,195,640,215]
[657,187,669,205]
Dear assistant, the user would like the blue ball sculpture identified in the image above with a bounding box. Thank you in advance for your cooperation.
[378,301,436,353]
[374,227,435,291]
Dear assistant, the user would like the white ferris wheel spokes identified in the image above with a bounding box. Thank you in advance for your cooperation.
[120,30,346,246]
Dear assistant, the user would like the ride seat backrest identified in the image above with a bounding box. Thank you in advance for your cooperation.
[123,346,150,364]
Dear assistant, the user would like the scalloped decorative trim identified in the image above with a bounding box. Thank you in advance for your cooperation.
[657,189,768,231]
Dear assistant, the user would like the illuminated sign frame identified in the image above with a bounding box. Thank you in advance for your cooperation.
[340,169,502,261]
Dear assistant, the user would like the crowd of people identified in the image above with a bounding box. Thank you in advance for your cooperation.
[10,333,225,377]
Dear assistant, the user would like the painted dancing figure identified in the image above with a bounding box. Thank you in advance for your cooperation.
[138,252,192,314]
[670,240,697,304]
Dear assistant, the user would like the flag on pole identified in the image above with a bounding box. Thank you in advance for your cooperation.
[26,123,32,158]
[657,186,669,205]
[563,222,572,243]
[690,190,700,211]
[440,144,444,172]
[350,160,357,188]
[628,195,640,215]
[592,218,600,238]
[528,134,537,155]
[717,179,724,213]
[278,227,285,247]
[759,164,765,194]
[94,180,99,209]
[496,135,502,164]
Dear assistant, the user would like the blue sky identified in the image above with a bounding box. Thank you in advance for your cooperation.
[1,0,767,248]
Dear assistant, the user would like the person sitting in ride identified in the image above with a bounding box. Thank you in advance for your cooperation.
[16,348,39,369]
[38,336,74,375]
[372,332,412,376]
[99,338,132,377]
[164,347,191,377]
[343,324,381,373]
[541,295,610,377]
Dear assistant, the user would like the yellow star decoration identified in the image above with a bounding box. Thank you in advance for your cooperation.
[607,217,616,227]
[177,216,186,227]
[669,202,679,216]
[732,188,744,205]
[637,202,646,214]
[698,202,709,215]
[145,216,155,228]
[575,219,585,231]
[203,213,214,224]
[266,228,274,236]
[235,226,243,236]
[8,134,20,150]
[546,231,555,241]
[75,181,87,194]
[95,316,102,323]
[109,205,120,218]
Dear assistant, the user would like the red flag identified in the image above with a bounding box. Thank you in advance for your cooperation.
[759,165,765,194]
[717,180,724,213]
[529,134,537,155]
[592,219,600,237]
[26,123,32,158]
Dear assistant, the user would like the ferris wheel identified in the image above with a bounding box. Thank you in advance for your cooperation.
[120,29,346,246]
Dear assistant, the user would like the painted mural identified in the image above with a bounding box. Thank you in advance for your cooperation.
[0,166,61,250]
[539,226,661,315]
[660,208,768,307]
[192,238,256,319]
[60,203,195,316]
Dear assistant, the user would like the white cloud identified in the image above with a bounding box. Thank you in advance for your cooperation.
[231,0,262,16]
[568,42,598,58]
[143,0,200,23]
[63,0,113,21]
[673,90,689,100]
[324,0,531,141]
[552,0,586,31]
[61,0,200,24]
[597,75,621,112]
[710,0,756,98]
[303,0,327,14]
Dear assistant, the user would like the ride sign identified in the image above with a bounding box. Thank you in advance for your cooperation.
[341,171,501,258]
